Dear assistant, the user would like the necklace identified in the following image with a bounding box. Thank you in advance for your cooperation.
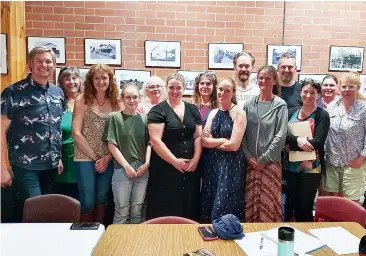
[95,96,107,109]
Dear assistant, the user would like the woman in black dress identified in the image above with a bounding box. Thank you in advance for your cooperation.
[147,73,203,221]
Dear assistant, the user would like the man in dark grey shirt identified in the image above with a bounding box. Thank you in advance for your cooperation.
[277,52,302,109]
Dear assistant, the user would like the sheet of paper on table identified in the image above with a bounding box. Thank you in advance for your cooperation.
[234,231,313,256]
[260,226,325,255]
[309,227,360,255]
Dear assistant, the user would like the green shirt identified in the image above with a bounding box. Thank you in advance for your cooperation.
[103,111,149,169]
[55,110,76,183]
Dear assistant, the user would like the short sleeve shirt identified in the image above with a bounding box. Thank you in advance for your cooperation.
[103,111,149,169]
[1,74,65,170]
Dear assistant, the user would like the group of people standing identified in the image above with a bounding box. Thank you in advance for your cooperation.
[1,46,365,225]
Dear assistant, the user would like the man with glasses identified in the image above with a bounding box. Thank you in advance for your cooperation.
[277,52,302,109]
[233,52,260,108]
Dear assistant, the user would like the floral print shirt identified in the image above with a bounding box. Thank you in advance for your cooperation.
[325,98,366,167]
[1,74,65,170]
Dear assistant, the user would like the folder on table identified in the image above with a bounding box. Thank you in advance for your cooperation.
[288,121,316,162]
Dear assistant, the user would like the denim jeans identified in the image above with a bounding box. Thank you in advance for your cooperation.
[12,166,57,199]
[74,161,114,213]
[112,160,149,224]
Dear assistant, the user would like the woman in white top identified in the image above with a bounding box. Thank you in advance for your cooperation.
[137,76,166,114]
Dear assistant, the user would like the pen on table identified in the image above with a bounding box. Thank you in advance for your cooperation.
[259,236,264,249]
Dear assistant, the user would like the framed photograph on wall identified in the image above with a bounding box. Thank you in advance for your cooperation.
[145,40,181,68]
[267,44,302,71]
[250,72,257,85]
[55,67,90,85]
[208,43,244,69]
[360,74,366,94]
[27,36,66,64]
[298,74,328,84]
[177,70,204,95]
[114,69,151,92]
[0,33,8,74]
[84,38,122,65]
[329,46,364,72]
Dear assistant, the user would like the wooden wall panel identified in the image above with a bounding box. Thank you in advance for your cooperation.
[1,1,27,92]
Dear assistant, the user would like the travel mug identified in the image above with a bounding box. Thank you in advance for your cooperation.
[277,226,295,256]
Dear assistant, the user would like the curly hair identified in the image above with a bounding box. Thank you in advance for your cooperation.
[218,78,237,105]
[257,65,281,96]
[193,71,219,108]
[83,64,119,110]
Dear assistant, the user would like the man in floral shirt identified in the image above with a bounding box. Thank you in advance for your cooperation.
[1,46,65,203]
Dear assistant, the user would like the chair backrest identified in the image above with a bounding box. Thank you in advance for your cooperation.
[142,216,198,224]
[23,194,80,223]
[315,196,366,227]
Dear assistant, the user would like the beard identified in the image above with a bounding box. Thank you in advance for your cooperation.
[237,72,250,83]
[279,74,293,83]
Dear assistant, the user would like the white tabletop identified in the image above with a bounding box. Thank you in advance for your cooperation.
[0,223,105,256]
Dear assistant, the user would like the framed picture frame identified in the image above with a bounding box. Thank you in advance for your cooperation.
[267,44,302,71]
[250,72,257,86]
[329,46,364,72]
[84,38,122,65]
[360,74,366,94]
[114,69,151,92]
[27,36,66,64]
[208,43,243,69]
[177,70,204,95]
[0,33,8,74]
[55,67,90,84]
[145,40,181,68]
[298,74,328,84]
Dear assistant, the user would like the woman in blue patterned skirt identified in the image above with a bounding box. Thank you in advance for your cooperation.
[200,78,247,223]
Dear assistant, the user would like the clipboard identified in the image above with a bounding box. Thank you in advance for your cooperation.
[288,121,316,162]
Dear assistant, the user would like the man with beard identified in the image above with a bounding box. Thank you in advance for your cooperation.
[233,52,260,108]
[277,52,302,109]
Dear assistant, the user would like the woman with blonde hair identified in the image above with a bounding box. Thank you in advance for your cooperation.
[72,64,122,222]
[242,65,288,222]
[201,78,246,222]
[104,84,151,224]
[147,73,202,220]
[323,72,366,202]
[137,76,166,114]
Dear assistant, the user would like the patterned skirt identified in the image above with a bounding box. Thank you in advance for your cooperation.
[245,161,282,222]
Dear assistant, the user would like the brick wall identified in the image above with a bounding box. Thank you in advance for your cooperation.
[25,1,366,81]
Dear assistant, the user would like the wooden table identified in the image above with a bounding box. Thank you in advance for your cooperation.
[92,222,366,256]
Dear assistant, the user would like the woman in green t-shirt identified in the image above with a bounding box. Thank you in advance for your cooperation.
[104,84,151,224]
[54,67,82,199]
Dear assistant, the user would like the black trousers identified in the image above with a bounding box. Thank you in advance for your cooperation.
[284,171,321,222]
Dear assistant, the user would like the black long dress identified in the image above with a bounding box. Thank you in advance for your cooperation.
[147,100,202,221]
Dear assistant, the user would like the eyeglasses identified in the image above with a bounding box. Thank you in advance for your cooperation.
[123,96,139,101]
[340,85,357,90]
[146,84,162,90]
